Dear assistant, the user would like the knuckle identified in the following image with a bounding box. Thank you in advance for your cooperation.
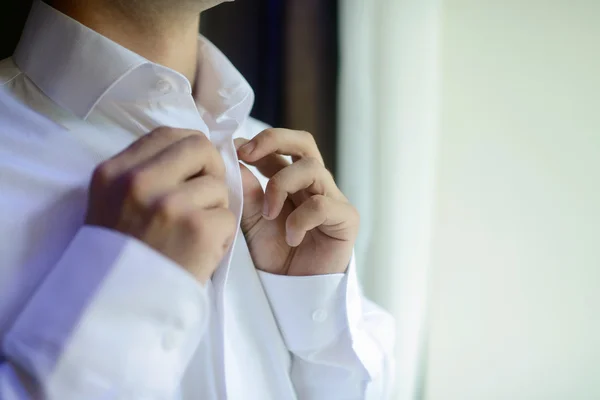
[267,176,283,193]
[196,142,224,176]
[220,212,237,249]
[215,178,229,193]
[149,126,175,142]
[184,209,237,269]
[223,210,237,233]
[305,157,322,170]
[301,131,321,157]
[91,162,113,187]
[301,130,316,144]
[155,126,185,140]
[216,182,230,204]
[154,194,181,221]
[191,210,236,253]
[261,128,276,142]
[310,195,328,213]
[185,132,208,149]
[287,213,300,230]
[203,176,229,206]
[185,212,209,237]
[124,169,151,202]
[206,174,225,188]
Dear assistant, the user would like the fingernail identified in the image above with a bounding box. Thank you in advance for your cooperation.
[234,138,248,150]
[239,141,256,156]
[262,201,270,218]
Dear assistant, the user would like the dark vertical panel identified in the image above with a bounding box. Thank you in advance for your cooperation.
[324,0,339,175]
[202,0,339,173]
[0,1,34,60]
[283,0,338,174]
[201,1,285,127]
[262,0,284,126]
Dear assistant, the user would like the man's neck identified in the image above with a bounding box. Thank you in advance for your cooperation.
[50,1,202,85]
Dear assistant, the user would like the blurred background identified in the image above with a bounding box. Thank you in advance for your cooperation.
[2,1,600,399]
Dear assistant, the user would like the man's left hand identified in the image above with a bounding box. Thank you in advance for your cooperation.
[235,129,359,276]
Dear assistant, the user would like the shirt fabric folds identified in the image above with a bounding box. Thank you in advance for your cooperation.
[0,1,395,399]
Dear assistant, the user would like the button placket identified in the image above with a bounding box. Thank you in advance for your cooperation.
[156,79,172,93]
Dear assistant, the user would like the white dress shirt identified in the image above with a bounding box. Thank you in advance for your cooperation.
[0,1,395,399]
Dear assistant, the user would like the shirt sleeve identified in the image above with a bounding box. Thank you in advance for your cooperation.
[257,255,396,400]
[0,226,209,400]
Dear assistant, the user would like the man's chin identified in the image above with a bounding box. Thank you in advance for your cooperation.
[199,0,234,12]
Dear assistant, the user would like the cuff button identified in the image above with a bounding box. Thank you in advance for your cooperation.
[312,309,328,323]
[162,331,181,351]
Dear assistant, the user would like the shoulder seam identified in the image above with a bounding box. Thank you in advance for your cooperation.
[0,57,23,86]
[2,71,23,87]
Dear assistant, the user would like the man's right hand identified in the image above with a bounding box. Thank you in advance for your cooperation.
[85,127,236,284]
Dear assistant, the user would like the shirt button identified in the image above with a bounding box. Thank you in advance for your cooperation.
[162,331,181,351]
[217,88,231,99]
[312,309,328,323]
[173,318,186,331]
[156,79,172,93]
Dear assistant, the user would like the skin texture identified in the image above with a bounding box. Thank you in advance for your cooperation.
[52,0,359,278]
[101,0,230,22]
[49,0,232,84]
[87,127,236,284]
[236,129,360,276]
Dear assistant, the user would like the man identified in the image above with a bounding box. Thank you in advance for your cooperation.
[0,0,395,398]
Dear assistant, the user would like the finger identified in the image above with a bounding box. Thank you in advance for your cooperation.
[202,208,238,257]
[235,137,290,178]
[243,154,290,180]
[160,134,226,180]
[234,137,250,151]
[106,127,206,180]
[285,195,359,247]
[263,158,340,220]
[154,175,230,214]
[237,128,323,164]
[245,154,290,180]
[129,134,226,198]
[188,207,238,279]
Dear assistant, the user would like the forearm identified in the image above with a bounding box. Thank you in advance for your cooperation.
[288,303,395,399]
[258,257,396,399]
[0,227,208,399]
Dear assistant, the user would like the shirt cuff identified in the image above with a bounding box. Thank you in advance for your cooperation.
[257,268,350,353]
[3,226,209,397]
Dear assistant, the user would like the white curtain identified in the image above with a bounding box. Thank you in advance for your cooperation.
[338,1,442,399]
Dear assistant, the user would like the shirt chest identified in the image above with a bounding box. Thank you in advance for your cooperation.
[0,101,294,399]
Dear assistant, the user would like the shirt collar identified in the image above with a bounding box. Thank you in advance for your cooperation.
[13,0,254,122]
